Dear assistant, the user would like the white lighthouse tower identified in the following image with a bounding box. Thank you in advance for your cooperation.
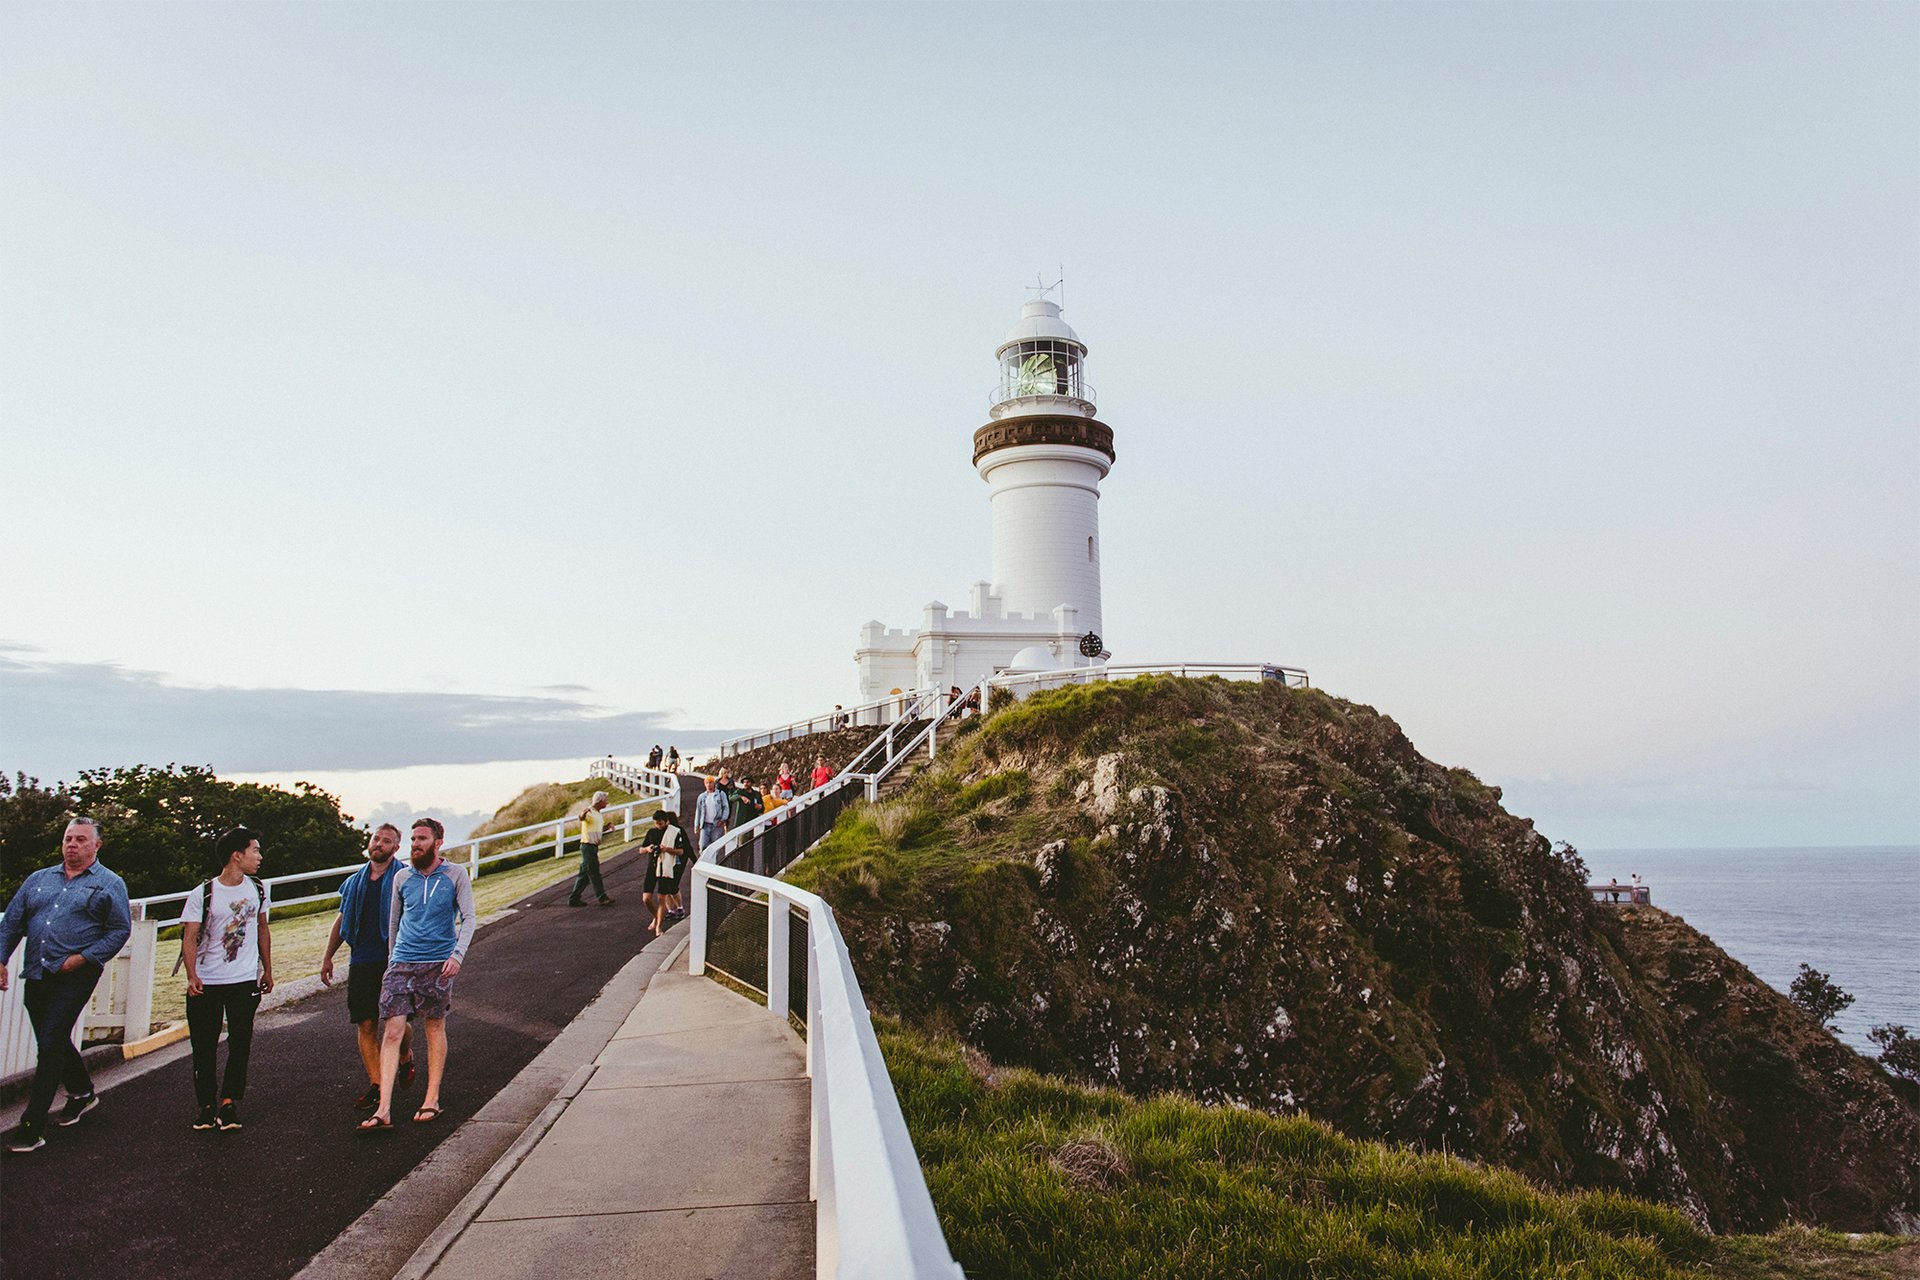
[976,298,1114,645]
[856,294,1116,700]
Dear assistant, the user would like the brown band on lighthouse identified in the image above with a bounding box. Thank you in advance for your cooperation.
[973,416,1116,466]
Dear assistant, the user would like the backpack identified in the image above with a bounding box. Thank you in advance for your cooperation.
[172,875,266,976]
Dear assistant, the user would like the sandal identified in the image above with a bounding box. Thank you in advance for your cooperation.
[412,1106,443,1124]
[352,1085,381,1111]
[358,1115,392,1134]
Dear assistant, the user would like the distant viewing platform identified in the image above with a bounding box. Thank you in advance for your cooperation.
[1588,881,1652,906]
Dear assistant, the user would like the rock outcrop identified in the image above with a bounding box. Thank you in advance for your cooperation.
[788,676,1920,1234]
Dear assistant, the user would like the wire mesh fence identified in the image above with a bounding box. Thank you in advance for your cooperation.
[704,880,768,998]
[787,903,809,1038]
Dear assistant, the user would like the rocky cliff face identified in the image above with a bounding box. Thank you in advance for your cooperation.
[787,676,1920,1234]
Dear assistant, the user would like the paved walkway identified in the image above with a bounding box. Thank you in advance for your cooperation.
[0,847,666,1280]
[408,946,814,1280]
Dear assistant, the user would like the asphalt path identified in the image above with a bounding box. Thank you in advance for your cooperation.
[0,846,660,1280]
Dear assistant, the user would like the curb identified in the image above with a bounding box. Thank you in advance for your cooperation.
[393,929,692,1280]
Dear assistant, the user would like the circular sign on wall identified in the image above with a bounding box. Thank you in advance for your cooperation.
[1078,631,1104,658]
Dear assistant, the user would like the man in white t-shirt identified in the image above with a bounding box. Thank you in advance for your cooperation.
[181,826,275,1132]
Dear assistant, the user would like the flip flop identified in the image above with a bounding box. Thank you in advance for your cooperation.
[358,1115,393,1134]
[412,1106,443,1125]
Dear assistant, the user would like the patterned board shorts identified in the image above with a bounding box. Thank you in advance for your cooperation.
[378,960,456,1020]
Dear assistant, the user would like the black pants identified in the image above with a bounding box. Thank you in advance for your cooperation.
[186,981,261,1108]
[22,965,103,1125]
[569,843,606,904]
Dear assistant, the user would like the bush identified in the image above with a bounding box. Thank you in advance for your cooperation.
[1788,964,1854,1030]
[1868,1025,1919,1083]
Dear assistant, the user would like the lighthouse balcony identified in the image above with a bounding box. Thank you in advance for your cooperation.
[988,384,1097,419]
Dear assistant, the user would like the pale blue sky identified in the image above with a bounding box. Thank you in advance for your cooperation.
[2,2,1915,847]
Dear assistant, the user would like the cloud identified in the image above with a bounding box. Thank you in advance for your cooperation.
[0,648,724,778]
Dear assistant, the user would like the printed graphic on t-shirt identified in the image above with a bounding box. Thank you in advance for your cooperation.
[220,897,250,963]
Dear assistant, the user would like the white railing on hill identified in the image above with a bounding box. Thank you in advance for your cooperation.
[675,686,979,1278]
[720,688,932,758]
[0,771,681,1080]
[989,660,1308,698]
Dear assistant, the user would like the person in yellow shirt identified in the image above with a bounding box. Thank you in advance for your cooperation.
[568,792,617,908]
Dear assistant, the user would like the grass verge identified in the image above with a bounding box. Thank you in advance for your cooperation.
[878,1020,1919,1280]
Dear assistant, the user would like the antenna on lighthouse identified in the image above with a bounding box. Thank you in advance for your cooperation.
[1026,271,1064,303]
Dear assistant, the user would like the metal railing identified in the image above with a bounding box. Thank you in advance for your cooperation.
[682,696,973,1277]
[1,768,682,1077]
[719,688,932,758]
[987,660,1309,699]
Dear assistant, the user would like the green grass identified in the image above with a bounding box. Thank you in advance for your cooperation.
[878,1020,1919,1280]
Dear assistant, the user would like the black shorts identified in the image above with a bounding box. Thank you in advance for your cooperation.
[347,962,387,1024]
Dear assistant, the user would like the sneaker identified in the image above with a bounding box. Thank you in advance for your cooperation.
[217,1101,243,1131]
[597,896,616,907]
[55,1092,100,1127]
[193,1104,218,1130]
[352,1085,381,1111]
[567,900,586,908]
[398,1057,416,1090]
[6,1123,45,1154]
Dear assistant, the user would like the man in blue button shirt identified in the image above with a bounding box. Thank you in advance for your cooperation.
[0,816,132,1153]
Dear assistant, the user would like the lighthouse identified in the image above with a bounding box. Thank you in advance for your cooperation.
[856,294,1116,700]
[976,298,1115,644]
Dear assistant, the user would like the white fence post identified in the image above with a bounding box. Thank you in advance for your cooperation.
[123,913,158,1043]
[767,897,790,1024]
[553,820,566,859]
[688,865,708,976]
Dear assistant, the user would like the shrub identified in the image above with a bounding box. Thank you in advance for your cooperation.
[1788,964,1854,1030]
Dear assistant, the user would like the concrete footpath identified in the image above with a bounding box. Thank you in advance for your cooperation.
[383,939,814,1280]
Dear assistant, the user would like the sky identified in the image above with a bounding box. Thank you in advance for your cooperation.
[2,2,1915,848]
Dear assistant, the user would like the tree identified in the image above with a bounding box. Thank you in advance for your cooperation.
[1788,963,1854,1031]
[1,764,367,904]
[1868,1025,1919,1083]
[0,773,79,904]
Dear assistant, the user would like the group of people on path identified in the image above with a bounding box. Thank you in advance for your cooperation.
[691,757,833,851]
[1,753,851,1156]
[0,814,477,1151]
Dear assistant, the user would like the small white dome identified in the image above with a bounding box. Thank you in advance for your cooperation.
[998,299,1084,352]
[1005,645,1059,674]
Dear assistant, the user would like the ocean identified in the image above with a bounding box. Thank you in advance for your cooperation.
[1586,846,1919,1056]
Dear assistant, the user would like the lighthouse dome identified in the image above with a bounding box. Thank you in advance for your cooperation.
[996,299,1084,355]
[1005,645,1060,674]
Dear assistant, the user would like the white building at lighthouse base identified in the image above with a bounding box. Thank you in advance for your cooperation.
[856,580,1094,699]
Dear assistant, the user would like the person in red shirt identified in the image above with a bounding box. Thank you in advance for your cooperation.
[809,756,833,791]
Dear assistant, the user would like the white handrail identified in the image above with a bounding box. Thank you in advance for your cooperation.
[987,660,1308,699]
[688,859,963,1279]
[719,688,933,758]
[681,690,975,1277]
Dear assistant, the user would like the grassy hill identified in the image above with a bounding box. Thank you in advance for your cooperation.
[786,675,1920,1234]
[880,1018,1917,1280]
